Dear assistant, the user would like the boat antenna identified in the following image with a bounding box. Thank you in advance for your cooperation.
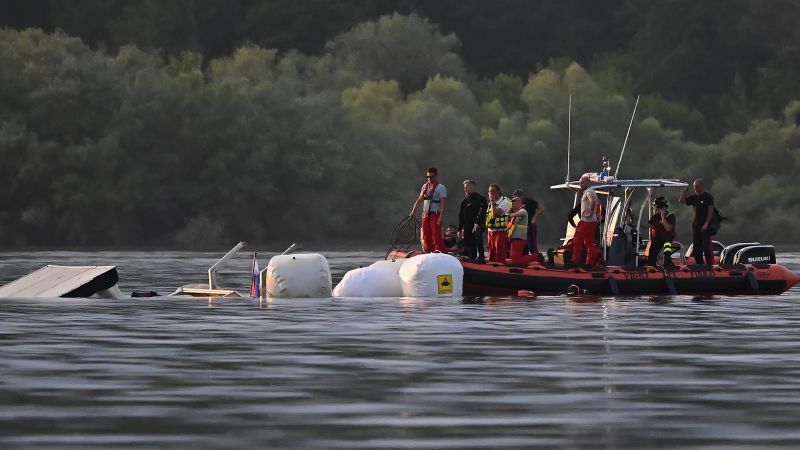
[565,93,572,182]
[614,95,640,179]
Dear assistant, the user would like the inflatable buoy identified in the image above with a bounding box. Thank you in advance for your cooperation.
[398,253,463,297]
[369,259,404,275]
[517,290,536,298]
[265,253,332,298]
[333,267,403,297]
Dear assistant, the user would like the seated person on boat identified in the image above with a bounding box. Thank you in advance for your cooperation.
[443,225,464,255]
[508,196,540,264]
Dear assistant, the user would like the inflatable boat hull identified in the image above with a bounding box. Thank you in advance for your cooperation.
[387,251,800,296]
[462,261,800,296]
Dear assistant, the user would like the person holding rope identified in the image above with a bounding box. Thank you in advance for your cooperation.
[409,167,447,253]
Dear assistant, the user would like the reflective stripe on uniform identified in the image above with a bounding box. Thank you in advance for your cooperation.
[486,196,509,229]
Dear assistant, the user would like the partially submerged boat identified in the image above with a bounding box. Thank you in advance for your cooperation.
[389,176,800,297]
[169,241,247,298]
[0,265,125,299]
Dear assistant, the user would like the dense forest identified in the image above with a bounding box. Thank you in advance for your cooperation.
[2,0,800,249]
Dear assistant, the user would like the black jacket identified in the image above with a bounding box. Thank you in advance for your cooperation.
[459,192,488,231]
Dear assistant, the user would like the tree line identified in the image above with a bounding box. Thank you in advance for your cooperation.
[5,0,800,140]
[1,9,799,248]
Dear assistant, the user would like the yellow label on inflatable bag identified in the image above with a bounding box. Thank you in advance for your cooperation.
[437,274,453,294]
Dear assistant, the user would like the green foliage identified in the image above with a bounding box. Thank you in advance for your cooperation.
[2,11,800,248]
[326,13,465,92]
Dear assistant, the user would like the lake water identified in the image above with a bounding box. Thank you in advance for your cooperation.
[2,251,800,449]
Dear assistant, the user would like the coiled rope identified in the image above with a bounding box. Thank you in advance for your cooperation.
[386,215,420,258]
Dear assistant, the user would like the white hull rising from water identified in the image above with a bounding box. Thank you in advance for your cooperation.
[0,265,125,299]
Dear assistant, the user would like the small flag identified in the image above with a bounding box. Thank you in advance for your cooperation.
[250,253,260,298]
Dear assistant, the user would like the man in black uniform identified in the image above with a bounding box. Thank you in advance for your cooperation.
[680,179,715,265]
[458,179,487,262]
[647,197,677,266]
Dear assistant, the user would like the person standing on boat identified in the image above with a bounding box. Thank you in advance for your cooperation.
[512,189,544,255]
[680,179,715,265]
[571,174,603,266]
[409,167,447,253]
[458,179,487,262]
[485,184,511,263]
[647,197,677,266]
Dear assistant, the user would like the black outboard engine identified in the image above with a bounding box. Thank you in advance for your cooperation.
[733,245,776,265]
[720,242,760,265]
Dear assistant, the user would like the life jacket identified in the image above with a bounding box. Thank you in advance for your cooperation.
[507,211,529,238]
[422,181,440,214]
[486,197,510,229]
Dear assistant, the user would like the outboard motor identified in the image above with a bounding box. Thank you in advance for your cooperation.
[733,245,776,265]
[720,242,760,265]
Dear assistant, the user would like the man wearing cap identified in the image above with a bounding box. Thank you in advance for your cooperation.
[647,197,677,266]
[409,167,447,253]
[512,188,544,255]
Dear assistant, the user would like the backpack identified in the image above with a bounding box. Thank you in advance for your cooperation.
[707,207,727,236]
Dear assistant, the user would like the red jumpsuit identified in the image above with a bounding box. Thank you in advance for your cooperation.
[420,181,446,253]
[571,189,602,265]
[421,213,445,253]
[487,229,508,263]
[571,220,601,265]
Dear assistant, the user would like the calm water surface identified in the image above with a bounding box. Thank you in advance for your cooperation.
[2,251,800,449]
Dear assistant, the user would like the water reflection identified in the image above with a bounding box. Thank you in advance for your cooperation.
[0,251,799,448]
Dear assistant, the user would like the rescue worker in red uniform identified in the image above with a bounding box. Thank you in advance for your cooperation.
[507,196,540,264]
[409,167,447,253]
[485,184,510,263]
[570,174,603,266]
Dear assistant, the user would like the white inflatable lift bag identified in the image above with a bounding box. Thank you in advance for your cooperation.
[369,259,404,274]
[265,253,332,298]
[399,253,463,298]
[333,267,404,297]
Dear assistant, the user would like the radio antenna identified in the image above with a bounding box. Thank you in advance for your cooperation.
[614,95,640,179]
[565,93,572,182]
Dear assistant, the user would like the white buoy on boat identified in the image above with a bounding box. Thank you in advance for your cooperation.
[265,253,332,298]
[399,253,463,298]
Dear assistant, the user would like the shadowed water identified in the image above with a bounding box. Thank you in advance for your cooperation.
[1,251,800,449]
